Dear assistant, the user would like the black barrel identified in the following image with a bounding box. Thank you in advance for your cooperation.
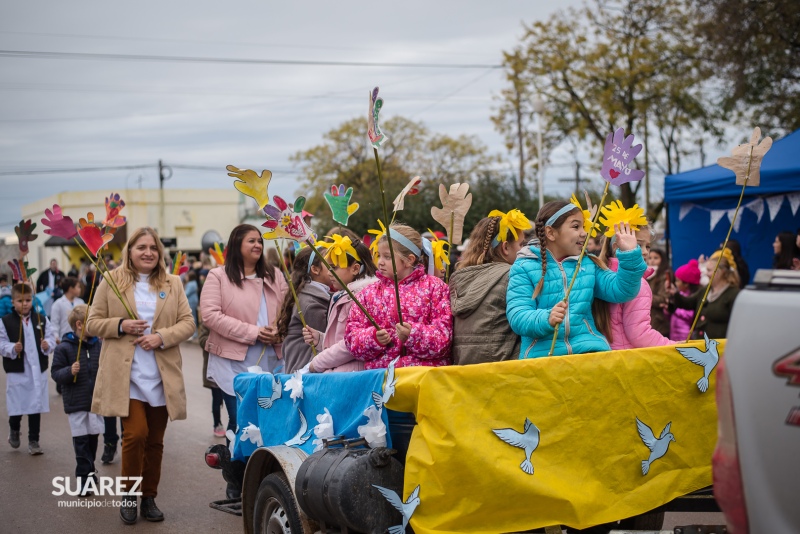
[387,409,416,465]
[295,447,404,533]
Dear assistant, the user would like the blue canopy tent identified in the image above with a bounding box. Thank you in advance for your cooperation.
[664,129,800,282]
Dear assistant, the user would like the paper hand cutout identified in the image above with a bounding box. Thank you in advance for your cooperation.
[23,260,36,280]
[601,128,645,185]
[41,205,78,240]
[14,219,38,255]
[367,87,388,148]
[262,196,314,242]
[77,213,114,256]
[431,183,473,245]
[227,165,273,210]
[368,219,388,260]
[392,176,421,212]
[209,242,226,266]
[7,259,24,282]
[717,127,772,187]
[171,252,189,276]
[104,192,127,228]
[324,184,360,226]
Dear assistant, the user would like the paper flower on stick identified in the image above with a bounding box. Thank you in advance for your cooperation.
[367,87,388,148]
[14,219,38,255]
[209,242,226,266]
[77,213,114,256]
[317,234,360,269]
[717,127,772,187]
[598,201,648,238]
[41,205,78,240]
[171,251,189,276]
[431,183,473,245]
[601,128,645,186]
[324,184,360,226]
[227,165,273,210]
[104,192,127,228]
[367,220,387,261]
[262,196,314,242]
[392,176,421,212]
[569,194,601,238]
[487,209,532,243]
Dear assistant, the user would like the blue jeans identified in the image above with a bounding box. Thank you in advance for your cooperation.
[221,391,237,446]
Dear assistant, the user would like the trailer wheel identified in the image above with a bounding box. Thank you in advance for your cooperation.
[618,509,665,530]
[253,472,303,534]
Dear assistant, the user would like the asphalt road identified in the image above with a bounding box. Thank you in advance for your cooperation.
[0,341,726,533]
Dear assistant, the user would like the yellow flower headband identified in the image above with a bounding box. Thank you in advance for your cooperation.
[487,209,532,247]
[570,193,601,237]
[367,219,387,261]
[423,229,451,273]
[598,200,648,238]
[316,234,361,269]
[709,248,737,272]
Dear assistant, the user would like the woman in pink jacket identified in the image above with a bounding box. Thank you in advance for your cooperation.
[598,224,673,350]
[345,224,452,369]
[198,224,287,497]
[302,237,377,373]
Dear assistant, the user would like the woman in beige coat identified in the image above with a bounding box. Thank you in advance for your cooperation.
[88,227,195,525]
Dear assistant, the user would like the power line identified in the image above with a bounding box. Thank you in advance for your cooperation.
[0,49,502,69]
[0,164,153,176]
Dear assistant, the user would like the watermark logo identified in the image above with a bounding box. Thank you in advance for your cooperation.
[52,474,143,497]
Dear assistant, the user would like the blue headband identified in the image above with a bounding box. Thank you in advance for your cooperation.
[545,204,578,228]
[307,250,316,273]
[421,237,435,275]
[388,228,421,257]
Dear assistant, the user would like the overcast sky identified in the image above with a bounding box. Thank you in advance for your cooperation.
[1,0,706,234]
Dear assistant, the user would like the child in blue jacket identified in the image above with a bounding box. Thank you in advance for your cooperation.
[506,200,646,358]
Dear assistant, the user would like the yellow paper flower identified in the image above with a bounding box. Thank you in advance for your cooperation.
[318,234,360,269]
[570,194,601,237]
[426,229,451,271]
[598,201,648,238]
[367,219,387,261]
[487,209,532,242]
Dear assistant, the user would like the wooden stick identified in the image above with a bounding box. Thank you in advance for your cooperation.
[372,147,404,324]
[74,271,98,383]
[445,212,455,283]
[271,242,316,361]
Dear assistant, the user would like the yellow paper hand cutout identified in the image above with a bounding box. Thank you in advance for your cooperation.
[227,165,273,210]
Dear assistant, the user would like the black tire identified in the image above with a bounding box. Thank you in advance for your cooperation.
[618,509,665,530]
[253,472,303,534]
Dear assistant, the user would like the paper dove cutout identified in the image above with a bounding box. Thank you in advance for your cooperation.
[367,87,388,148]
[77,213,114,256]
[392,176,421,212]
[717,127,772,186]
[262,196,314,242]
[676,333,720,393]
[358,405,387,448]
[41,205,78,240]
[324,184,360,226]
[312,408,335,452]
[493,418,541,475]
[372,356,400,410]
[431,183,473,245]
[241,422,264,447]
[257,375,283,409]
[601,128,645,185]
[372,484,420,534]
[226,429,236,456]
[227,165,273,210]
[284,371,305,401]
[14,219,38,256]
[636,417,675,475]
[284,409,313,447]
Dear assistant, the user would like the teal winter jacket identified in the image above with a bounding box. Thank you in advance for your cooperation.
[506,245,646,358]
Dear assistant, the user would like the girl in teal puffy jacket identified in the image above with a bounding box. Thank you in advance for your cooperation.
[506,200,646,358]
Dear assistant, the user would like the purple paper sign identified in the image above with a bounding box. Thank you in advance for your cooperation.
[601,128,645,185]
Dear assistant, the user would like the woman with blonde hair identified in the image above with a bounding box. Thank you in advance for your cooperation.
[87,227,195,524]
[669,248,740,339]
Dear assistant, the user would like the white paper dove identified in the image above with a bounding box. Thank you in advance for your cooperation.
[225,429,236,456]
[241,422,264,447]
[312,408,335,452]
[284,371,304,401]
[358,405,387,448]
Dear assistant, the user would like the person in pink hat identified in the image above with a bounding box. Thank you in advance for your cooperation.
[670,259,701,342]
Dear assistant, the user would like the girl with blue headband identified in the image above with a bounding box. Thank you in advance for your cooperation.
[506,200,646,358]
[345,223,452,369]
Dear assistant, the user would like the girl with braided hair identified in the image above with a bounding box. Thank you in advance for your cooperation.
[449,210,530,365]
[506,200,646,358]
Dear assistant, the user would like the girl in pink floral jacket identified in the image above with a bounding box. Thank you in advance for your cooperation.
[345,224,452,369]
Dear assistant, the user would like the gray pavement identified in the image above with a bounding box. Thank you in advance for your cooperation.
[0,341,726,533]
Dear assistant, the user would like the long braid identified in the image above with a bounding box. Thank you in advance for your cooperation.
[533,222,548,298]
[478,217,500,265]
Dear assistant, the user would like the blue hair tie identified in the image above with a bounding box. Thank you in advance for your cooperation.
[388,228,421,257]
[545,204,578,228]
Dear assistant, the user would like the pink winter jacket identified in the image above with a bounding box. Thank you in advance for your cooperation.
[199,266,288,361]
[607,257,674,350]
[345,265,452,369]
[308,276,376,373]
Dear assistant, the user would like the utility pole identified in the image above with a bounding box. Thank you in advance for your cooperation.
[157,160,172,234]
